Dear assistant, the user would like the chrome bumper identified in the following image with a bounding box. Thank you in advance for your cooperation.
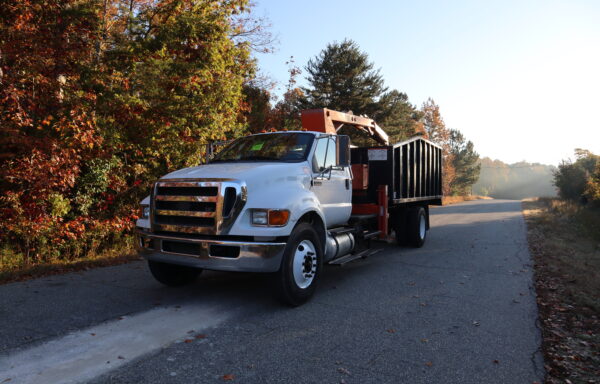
[136,229,285,273]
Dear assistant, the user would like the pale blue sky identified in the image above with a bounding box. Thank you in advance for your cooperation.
[252,0,600,165]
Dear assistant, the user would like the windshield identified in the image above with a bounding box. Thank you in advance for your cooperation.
[211,132,314,163]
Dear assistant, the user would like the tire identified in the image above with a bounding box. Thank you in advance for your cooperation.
[275,222,323,306]
[407,206,427,248]
[148,260,201,287]
[392,209,409,246]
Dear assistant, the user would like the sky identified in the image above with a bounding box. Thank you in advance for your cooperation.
[251,0,600,166]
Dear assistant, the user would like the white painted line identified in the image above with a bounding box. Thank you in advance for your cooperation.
[0,305,231,384]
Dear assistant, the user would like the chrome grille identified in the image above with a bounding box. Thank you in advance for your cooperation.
[151,179,246,235]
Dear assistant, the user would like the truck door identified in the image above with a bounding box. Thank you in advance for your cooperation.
[311,136,352,227]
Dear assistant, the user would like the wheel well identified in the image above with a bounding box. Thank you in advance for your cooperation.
[296,212,326,250]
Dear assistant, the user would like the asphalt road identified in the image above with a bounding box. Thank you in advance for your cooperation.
[0,199,544,384]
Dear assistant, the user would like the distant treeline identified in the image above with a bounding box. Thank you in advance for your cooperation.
[472,158,557,199]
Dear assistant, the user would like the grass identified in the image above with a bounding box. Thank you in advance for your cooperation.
[0,237,140,284]
[522,198,600,383]
[442,195,492,205]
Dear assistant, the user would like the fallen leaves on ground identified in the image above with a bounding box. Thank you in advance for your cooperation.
[337,367,350,375]
[523,199,600,383]
[222,374,235,381]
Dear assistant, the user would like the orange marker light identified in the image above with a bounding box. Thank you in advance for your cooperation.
[268,210,290,226]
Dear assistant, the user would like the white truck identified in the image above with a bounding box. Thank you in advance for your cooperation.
[136,109,443,305]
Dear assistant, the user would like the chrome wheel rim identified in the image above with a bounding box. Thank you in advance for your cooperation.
[292,240,317,289]
[419,214,426,240]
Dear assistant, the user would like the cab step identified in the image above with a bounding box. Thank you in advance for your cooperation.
[328,248,380,266]
[363,230,381,240]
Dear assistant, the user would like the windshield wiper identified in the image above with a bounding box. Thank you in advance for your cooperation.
[242,156,280,161]
[209,158,243,163]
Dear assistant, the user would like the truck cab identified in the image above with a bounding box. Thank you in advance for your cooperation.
[137,109,443,306]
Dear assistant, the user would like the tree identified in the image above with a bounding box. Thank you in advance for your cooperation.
[554,162,590,201]
[242,84,273,134]
[554,149,599,201]
[302,40,421,144]
[448,129,481,195]
[420,99,454,194]
[585,161,600,206]
[0,0,260,264]
[421,98,450,144]
[374,90,423,143]
[270,57,303,131]
[302,39,386,117]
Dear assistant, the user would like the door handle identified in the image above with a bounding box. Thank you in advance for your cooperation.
[311,180,322,186]
[345,179,350,190]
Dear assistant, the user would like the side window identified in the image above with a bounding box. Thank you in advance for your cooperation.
[313,137,328,172]
[323,137,336,169]
[313,136,337,172]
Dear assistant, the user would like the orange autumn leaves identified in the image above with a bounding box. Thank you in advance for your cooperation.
[0,0,256,265]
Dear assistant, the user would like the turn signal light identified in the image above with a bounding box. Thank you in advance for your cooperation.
[268,210,290,226]
[251,209,290,226]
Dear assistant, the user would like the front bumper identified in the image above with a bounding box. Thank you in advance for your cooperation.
[136,229,286,273]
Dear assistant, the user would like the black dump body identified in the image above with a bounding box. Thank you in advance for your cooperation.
[351,137,443,206]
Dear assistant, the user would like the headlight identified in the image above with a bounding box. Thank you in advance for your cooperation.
[251,209,290,227]
[251,209,268,225]
[141,205,150,219]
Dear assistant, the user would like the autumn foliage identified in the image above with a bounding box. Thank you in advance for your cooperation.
[553,149,600,206]
[0,0,255,266]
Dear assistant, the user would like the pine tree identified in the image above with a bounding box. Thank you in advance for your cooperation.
[449,129,481,195]
[302,39,386,117]
[301,40,420,144]
[374,90,423,143]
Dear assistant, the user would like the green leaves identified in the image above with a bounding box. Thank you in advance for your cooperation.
[0,0,256,266]
[554,150,599,202]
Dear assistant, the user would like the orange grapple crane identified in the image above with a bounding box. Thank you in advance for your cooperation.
[300,108,389,145]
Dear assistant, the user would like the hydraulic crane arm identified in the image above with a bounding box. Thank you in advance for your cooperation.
[300,108,389,145]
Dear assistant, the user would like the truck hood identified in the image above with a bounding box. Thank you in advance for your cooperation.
[161,162,310,181]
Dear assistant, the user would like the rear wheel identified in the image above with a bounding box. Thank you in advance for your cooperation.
[392,209,409,246]
[407,206,427,248]
[148,260,201,287]
[275,222,323,306]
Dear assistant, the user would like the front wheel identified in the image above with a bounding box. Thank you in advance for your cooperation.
[148,260,201,287]
[275,222,323,306]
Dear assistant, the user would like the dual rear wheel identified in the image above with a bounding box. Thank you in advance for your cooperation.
[394,205,428,248]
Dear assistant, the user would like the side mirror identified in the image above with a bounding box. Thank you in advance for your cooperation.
[337,135,350,167]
